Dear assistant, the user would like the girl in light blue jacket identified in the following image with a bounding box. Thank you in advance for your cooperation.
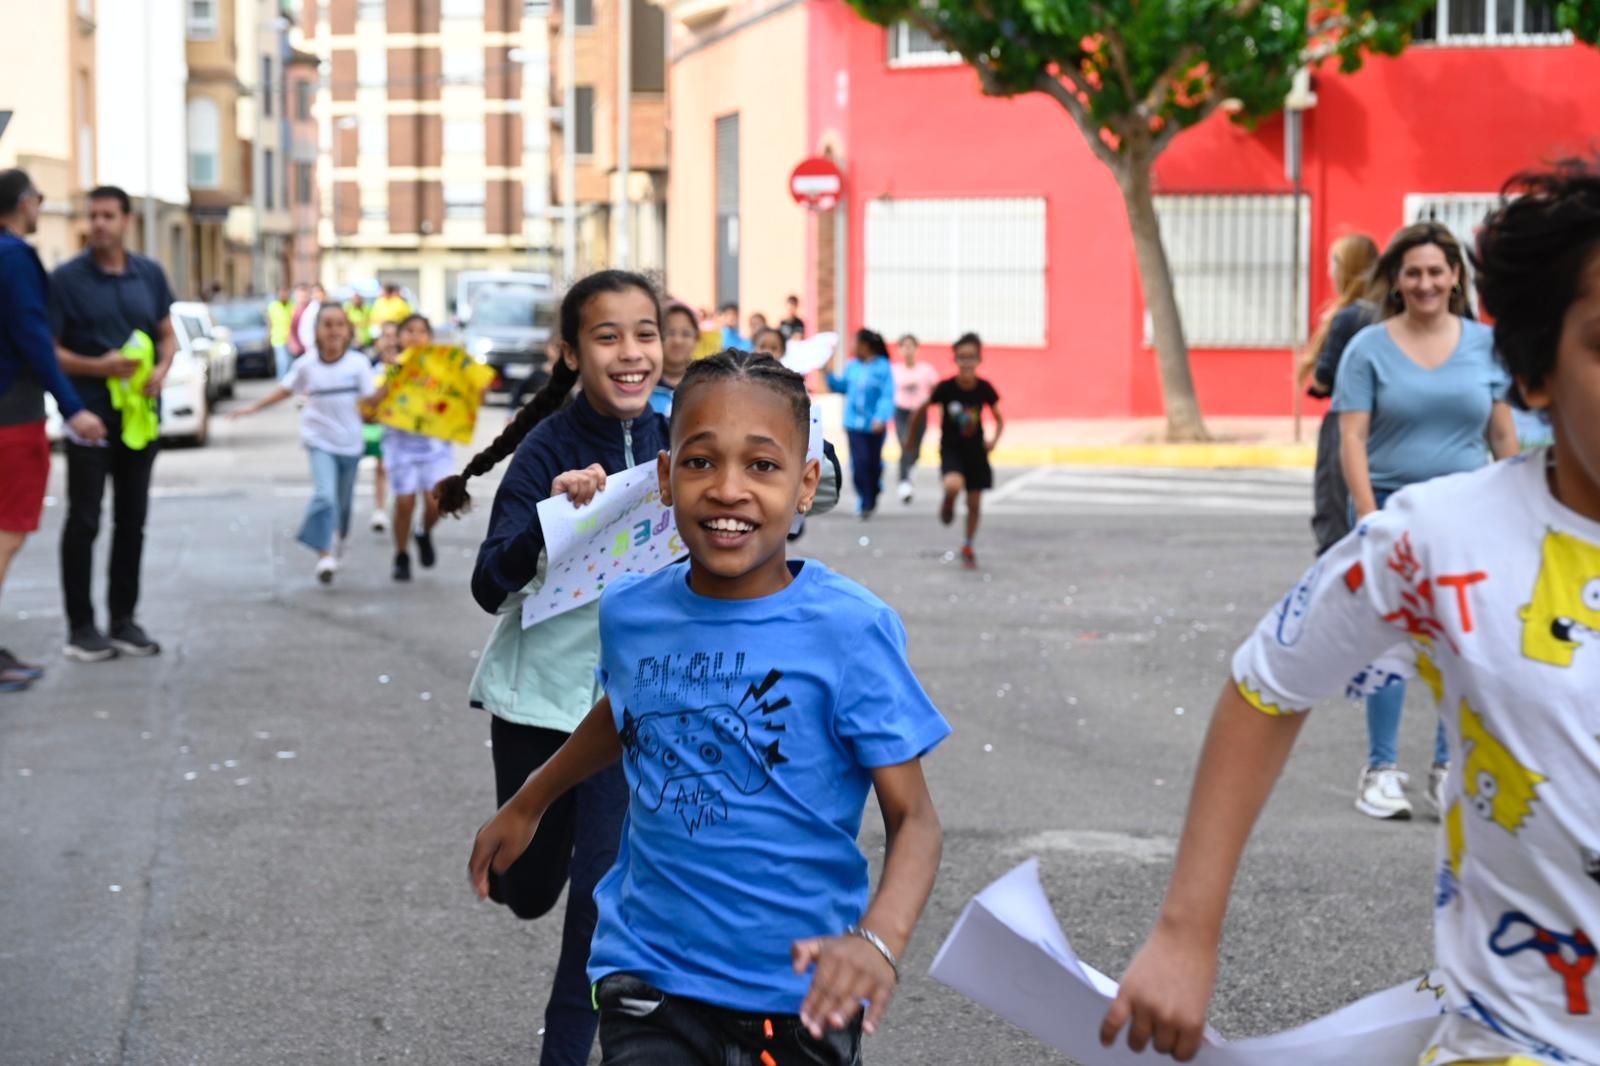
[826,328,897,516]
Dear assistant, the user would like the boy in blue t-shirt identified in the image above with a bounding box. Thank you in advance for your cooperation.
[470,350,950,1065]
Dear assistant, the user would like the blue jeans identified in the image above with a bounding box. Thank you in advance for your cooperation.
[274,344,292,379]
[846,429,886,513]
[297,448,360,553]
[1354,490,1449,770]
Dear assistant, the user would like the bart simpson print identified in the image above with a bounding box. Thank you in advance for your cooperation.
[1520,529,1600,668]
[1461,700,1547,835]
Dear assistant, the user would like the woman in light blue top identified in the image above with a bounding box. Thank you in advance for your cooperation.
[1333,221,1520,823]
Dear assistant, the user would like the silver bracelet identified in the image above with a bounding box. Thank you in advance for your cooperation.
[846,924,900,983]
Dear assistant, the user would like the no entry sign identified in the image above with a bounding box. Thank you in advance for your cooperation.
[789,157,844,211]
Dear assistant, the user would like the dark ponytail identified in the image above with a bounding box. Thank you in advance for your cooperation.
[434,269,660,516]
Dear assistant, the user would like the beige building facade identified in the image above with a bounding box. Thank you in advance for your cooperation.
[187,0,253,296]
[228,0,298,294]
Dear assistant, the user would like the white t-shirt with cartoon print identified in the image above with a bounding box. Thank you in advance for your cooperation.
[1232,451,1600,1066]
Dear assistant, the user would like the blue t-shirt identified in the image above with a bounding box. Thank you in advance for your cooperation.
[588,559,951,1013]
[1331,318,1511,493]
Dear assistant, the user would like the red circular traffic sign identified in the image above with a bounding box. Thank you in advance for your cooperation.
[789,157,844,211]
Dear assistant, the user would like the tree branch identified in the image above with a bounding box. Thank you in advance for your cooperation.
[1151,93,1225,156]
[1035,72,1123,171]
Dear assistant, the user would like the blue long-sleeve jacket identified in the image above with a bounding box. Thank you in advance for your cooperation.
[0,230,84,421]
[471,391,671,614]
[826,356,896,433]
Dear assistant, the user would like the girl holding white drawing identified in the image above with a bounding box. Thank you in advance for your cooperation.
[433,270,670,1066]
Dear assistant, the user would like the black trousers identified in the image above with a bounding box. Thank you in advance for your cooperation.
[61,437,158,632]
[596,974,863,1066]
[488,715,629,1066]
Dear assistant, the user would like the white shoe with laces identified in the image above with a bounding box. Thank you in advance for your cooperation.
[371,509,390,533]
[897,479,914,504]
[316,556,338,585]
[1356,766,1413,820]
[1426,763,1449,818]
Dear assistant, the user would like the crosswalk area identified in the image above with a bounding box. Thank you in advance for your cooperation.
[982,465,1313,518]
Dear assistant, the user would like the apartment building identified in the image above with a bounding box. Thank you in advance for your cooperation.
[228,0,298,294]
[0,1,100,268]
[548,0,668,276]
[301,0,555,317]
[286,44,322,286]
[185,0,253,296]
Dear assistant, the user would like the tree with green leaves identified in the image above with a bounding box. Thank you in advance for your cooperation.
[848,0,1446,440]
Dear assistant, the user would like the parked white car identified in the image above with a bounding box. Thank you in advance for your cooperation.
[45,319,214,446]
[171,301,236,404]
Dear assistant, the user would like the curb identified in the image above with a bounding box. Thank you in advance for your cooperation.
[985,443,1316,469]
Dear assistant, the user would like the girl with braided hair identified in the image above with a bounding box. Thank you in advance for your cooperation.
[439,269,669,1066]
[471,349,949,1066]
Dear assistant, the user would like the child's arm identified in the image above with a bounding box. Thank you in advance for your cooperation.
[986,402,1005,453]
[793,758,942,1039]
[468,695,623,899]
[1099,681,1306,1061]
[824,367,848,395]
[229,385,293,419]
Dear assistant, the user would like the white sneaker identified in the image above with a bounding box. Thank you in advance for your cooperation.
[897,478,914,504]
[1426,763,1449,818]
[316,556,338,585]
[371,509,390,533]
[1356,766,1413,820]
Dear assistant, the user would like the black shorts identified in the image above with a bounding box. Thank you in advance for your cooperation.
[941,451,993,491]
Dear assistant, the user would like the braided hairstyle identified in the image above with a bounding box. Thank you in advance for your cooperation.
[1472,158,1600,408]
[435,269,660,515]
[671,348,811,445]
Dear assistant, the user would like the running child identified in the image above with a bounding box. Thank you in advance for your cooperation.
[435,270,669,1066]
[365,319,400,533]
[1101,160,1600,1066]
[826,329,896,518]
[753,326,843,538]
[931,333,1003,569]
[231,304,376,585]
[469,350,950,1066]
[892,334,938,505]
[375,313,454,582]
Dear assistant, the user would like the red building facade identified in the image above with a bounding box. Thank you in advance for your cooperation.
[801,2,1600,420]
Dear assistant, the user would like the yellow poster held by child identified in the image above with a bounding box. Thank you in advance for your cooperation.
[372,345,496,444]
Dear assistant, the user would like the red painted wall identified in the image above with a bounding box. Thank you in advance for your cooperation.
[810,0,1600,419]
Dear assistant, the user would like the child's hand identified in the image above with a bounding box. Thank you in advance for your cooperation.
[792,934,897,1038]
[466,805,541,901]
[1099,923,1218,1061]
[551,464,607,507]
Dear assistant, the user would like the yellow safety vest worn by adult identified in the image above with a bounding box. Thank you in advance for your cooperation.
[345,302,372,345]
[268,300,294,347]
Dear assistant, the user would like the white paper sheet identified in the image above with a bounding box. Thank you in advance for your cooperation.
[520,461,681,628]
[781,332,838,376]
[929,860,1446,1066]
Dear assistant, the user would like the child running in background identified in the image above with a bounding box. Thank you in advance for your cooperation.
[1101,160,1600,1066]
[435,270,669,1066]
[826,329,896,518]
[231,304,376,585]
[931,333,1003,569]
[469,350,950,1066]
[377,314,453,582]
[365,319,400,534]
[891,334,939,505]
[754,326,843,538]
[651,302,699,416]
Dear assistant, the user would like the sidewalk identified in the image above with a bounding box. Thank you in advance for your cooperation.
[812,395,1317,469]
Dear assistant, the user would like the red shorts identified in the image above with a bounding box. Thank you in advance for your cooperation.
[0,420,51,533]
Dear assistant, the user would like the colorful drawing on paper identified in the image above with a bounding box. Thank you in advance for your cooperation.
[372,345,496,444]
[521,461,683,629]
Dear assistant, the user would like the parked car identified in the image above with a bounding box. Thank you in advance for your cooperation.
[456,275,558,401]
[170,302,237,403]
[45,336,212,446]
[210,299,274,378]
[454,270,552,324]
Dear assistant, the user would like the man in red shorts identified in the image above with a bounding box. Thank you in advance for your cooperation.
[0,169,107,691]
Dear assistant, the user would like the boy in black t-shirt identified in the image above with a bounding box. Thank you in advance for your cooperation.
[931,332,1003,569]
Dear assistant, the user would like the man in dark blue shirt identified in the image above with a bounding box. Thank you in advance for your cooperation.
[0,169,106,690]
[48,185,176,663]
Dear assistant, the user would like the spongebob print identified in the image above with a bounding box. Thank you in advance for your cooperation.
[1520,529,1600,668]
[1461,700,1547,835]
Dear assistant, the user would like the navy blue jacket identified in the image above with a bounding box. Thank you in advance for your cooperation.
[0,229,84,422]
[472,392,672,614]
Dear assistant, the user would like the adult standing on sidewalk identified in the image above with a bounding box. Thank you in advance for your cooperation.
[0,170,107,691]
[1301,233,1379,553]
[1333,221,1520,822]
[48,185,177,662]
[267,285,296,378]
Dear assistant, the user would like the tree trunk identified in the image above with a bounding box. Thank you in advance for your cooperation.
[1117,154,1209,442]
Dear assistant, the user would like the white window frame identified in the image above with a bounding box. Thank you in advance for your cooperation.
[443,47,485,85]
[442,0,485,19]
[1414,0,1570,45]
[187,0,218,39]
[1150,193,1311,349]
[187,96,221,188]
[887,20,961,68]
[358,48,386,89]
[444,118,485,159]
[360,116,387,163]
[357,0,386,24]
[864,197,1047,347]
[444,181,486,220]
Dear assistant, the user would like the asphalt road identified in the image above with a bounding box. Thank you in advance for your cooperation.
[0,382,1442,1065]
